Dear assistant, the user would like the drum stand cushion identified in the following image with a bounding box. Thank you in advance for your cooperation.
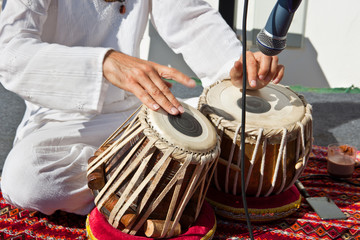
[86,201,216,240]
[206,185,301,222]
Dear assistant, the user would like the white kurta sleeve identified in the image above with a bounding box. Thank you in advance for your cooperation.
[150,0,243,87]
[0,0,110,113]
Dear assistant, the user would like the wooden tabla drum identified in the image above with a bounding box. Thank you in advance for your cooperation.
[86,102,220,238]
[198,79,313,221]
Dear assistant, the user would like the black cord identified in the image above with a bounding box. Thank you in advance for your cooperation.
[240,0,254,239]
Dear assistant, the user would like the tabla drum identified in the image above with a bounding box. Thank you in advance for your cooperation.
[198,79,312,221]
[86,102,220,238]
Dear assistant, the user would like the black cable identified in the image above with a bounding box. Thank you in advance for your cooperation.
[240,0,254,239]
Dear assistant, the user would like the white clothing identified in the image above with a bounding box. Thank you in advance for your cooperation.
[0,0,242,215]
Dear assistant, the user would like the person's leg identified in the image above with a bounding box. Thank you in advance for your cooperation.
[1,130,97,215]
[1,111,130,215]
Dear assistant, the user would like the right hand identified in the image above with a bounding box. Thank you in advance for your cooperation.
[103,50,196,115]
[230,51,284,90]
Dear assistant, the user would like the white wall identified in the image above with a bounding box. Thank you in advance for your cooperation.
[141,0,360,88]
[263,0,360,88]
[301,0,360,88]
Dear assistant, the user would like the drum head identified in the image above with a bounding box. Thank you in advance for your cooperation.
[145,102,217,154]
[205,80,305,128]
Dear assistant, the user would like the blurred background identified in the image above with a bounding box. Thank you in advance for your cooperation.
[1,0,359,174]
[141,0,360,89]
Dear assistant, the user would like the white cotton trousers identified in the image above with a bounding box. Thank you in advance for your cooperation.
[1,107,140,216]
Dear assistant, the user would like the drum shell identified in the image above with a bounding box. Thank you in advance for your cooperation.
[218,131,301,196]
[198,80,313,197]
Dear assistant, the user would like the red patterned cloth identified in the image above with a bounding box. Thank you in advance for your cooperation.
[0,201,87,239]
[0,145,359,240]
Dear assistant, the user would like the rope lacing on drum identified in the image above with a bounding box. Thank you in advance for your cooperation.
[224,123,242,194]
[256,138,267,197]
[283,121,307,192]
[213,116,225,191]
[245,128,263,194]
[265,128,287,197]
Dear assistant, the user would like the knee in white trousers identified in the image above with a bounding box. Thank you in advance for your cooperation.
[1,134,96,215]
[1,108,139,215]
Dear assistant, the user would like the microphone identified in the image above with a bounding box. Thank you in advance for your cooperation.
[256,0,302,56]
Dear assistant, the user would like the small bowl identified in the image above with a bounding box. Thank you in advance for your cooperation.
[327,143,357,178]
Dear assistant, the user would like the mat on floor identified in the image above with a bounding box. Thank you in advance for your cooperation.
[0,145,359,239]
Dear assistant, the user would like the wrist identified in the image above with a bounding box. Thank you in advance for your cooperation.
[102,50,117,79]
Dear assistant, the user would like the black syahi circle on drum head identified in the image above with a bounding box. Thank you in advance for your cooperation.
[237,96,272,114]
[168,112,203,137]
[147,102,217,154]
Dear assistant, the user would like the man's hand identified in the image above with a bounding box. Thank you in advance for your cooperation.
[103,50,196,115]
[230,51,285,90]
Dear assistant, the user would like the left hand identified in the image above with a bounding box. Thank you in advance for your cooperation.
[103,50,196,115]
[230,51,285,90]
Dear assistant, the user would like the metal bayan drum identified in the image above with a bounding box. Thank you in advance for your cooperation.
[87,102,220,238]
[198,79,312,218]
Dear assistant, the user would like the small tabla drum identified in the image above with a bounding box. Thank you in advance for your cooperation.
[86,102,220,239]
[198,79,313,221]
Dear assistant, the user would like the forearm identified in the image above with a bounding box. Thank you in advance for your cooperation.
[0,39,111,113]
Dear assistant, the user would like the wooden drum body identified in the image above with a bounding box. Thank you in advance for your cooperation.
[87,103,220,238]
[198,79,313,198]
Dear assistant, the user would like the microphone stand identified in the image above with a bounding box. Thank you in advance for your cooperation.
[240,0,254,239]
